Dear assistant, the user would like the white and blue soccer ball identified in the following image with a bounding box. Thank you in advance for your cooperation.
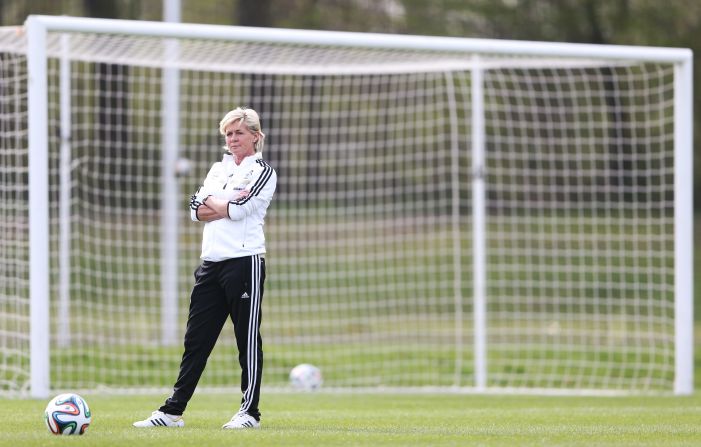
[289,363,323,391]
[44,393,92,435]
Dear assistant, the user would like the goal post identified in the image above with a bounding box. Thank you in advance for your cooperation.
[26,16,50,399]
[674,59,694,395]
[0,15,693,397]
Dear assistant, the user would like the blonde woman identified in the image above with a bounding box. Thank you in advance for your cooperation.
[134,107,277,430]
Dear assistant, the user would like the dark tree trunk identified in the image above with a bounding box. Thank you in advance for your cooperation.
[237,0,272,27]
[83,0,131,206]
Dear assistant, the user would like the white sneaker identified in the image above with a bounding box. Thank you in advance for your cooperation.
[133,410,184,428]
[221,411,260,429]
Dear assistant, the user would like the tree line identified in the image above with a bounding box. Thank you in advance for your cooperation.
[3,0,700,207]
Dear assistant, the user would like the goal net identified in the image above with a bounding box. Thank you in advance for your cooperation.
[0,16,693,397]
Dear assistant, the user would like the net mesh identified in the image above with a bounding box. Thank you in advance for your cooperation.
[484,65,676,390]
[0,34,30,395]
[0,25,680,395]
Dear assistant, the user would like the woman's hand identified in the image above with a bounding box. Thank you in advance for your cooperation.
[197,196,228,221]
[233,190,250,201]
[197,191,249,221]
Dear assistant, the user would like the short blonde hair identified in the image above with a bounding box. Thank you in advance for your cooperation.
[219,107,266,152]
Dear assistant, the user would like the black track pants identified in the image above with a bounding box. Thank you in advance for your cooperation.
[160,255,265,419]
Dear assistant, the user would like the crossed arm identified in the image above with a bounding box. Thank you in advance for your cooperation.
[195,191,249,222]
[190,162,276,223]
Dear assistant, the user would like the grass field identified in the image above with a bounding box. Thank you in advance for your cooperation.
[1,205,695,445]
[4,392,700,446]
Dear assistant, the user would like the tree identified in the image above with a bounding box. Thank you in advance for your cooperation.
[397,0,701,209]
[81,0,134,206]
[237,0,272,27]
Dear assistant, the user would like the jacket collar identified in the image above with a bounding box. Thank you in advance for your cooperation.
[222,151,261,165]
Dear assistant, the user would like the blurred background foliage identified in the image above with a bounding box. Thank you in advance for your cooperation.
[2,0,699,210]
[1,0,697,389]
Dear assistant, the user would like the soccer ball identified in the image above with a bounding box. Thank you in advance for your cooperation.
[44,393,91,435]
[289,363,323,391]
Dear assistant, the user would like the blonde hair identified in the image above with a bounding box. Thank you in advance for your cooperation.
[219,107,266,152]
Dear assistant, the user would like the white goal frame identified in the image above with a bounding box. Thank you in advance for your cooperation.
[22,15,693,398]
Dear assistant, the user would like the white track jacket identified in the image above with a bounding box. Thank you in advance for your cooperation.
[190,152,277,261]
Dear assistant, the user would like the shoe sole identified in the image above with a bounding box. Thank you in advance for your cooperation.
[222,422,260,429]
[133,421,184,428]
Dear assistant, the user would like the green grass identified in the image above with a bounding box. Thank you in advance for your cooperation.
[1,212,696,445]
[39,337,674,390]
[3,392,701,446]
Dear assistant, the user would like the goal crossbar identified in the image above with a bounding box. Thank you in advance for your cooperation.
[26,15,692,63]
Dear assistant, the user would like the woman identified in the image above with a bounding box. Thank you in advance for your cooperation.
[134,107,277,430]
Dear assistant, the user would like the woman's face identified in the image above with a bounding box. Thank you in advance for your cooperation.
[224,120,257,163]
